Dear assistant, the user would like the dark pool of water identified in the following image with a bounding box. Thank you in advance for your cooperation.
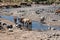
[1,16,60,30]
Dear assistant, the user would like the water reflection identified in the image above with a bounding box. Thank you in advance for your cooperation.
[1,16,14,22]
[1,16,60,31]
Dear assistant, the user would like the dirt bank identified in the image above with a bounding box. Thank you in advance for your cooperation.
[0,30,60,40]
[0,18,15,25]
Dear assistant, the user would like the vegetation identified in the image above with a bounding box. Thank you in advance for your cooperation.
[0,0,55,2]
[0,0,60,4]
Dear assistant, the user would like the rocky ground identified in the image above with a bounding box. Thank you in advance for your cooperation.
[0,5,60,26]
[0,30,60,40]
[0,5,60,40]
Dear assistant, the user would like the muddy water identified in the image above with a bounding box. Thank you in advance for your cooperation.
[1,16,60,31]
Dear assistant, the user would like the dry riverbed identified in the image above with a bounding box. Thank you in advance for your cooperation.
[0,30,60,40]
[0,5,60,26]
[0,5,60,40]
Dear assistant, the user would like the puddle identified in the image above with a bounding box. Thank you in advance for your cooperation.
[1,16,60,31]
[32,21,48,30]
[1,16,14,22]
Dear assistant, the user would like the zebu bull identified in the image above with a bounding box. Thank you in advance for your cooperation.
[4,25,13,32]
[18,18,32,25]
[55,9,60,15]
[18,18,32,30]
[0,22,12,32]
[0,22,13,32]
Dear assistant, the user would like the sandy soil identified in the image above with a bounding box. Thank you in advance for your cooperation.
[0,18,15,25]
[0,30,60,40]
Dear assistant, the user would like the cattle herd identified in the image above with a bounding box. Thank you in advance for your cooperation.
[14,17,32,30]
[0,17,32,32]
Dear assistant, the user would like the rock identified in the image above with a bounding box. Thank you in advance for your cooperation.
[8,28,13,32]
[53,33,60,36]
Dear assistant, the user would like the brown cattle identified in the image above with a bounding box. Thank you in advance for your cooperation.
[55,9,60,15]
[20,18,32,25]
[18,18,32,30]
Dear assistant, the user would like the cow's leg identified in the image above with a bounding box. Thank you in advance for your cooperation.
[14,18,17,24]
[23,21,26,26]
[27,22,32,31]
